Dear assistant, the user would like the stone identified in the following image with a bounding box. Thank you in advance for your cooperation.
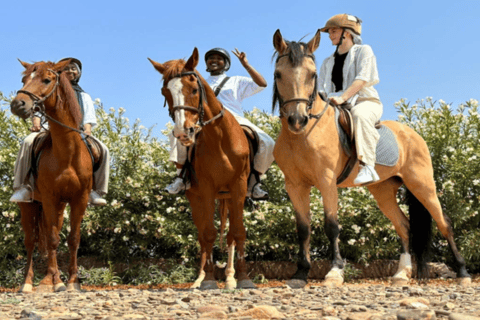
[397,310,436,320]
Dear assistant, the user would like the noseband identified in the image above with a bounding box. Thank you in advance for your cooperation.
[164,71,224,128]
[17,69,84,134]
[274,54,330,121]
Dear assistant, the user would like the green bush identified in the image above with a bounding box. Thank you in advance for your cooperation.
[1,90,480,287]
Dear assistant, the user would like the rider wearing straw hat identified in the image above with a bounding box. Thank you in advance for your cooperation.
[165,47,275,200]
[10,57,110,206]
[319,14,383,185]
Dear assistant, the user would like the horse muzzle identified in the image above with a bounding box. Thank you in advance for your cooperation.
[10,98,33,120]
[287,113,309,134]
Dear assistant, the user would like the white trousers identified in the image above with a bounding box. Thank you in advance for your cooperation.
[169,114,275,174]
[13,132,110,195]
[350,100,383,167]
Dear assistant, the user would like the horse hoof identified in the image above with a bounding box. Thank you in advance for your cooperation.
[67,283,82,291]
[19,284,33,293]
[237,279,256,289]
[391,277,409,286]
[54,283,66,292]
[286,279,307,289]
[457,277,472,287]
[200,280,218,290]
[36,284,54,293]
[323,278,343,288]
[225,280,237,290]
[191,281,202,289]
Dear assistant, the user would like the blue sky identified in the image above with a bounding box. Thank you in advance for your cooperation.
[1,0,479,138]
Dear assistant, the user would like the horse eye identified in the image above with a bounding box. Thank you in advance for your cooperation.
[274,72,281,79]
[43,79,51,85]
[192,89,198,95]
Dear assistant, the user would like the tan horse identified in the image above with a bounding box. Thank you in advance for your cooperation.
[149,48,255,289]
[272,30,471,288]
[10,60,93,293]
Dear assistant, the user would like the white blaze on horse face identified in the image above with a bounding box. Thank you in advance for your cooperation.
[167,78,186,137]
[30,72,36,80]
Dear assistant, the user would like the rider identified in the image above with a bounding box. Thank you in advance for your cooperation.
[10,57,110,206]
[318,14,383,185]
[165,48,275,200]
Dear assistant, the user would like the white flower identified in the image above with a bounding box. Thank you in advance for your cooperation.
[348,239,356,245]
[94,98,101,105]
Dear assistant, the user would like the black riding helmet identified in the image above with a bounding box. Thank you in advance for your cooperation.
[205,48,231,72]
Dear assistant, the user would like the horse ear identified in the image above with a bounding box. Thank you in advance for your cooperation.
[54,59,71,72]
[273,29,288,54]
[307,29,321,54]
[184,47,199,71]
[18,59,31,69]
[148,58,166,74]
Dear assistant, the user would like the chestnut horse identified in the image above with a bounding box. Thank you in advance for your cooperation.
[10,60,93,293]
[272,30,471,288]
[149,48,255,289]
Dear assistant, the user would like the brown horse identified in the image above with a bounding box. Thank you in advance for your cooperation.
[10,60,93,293]
[149,48,255,289]
[272,30,471,288]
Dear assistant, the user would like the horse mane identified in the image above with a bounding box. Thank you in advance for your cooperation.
[161,59,187,82]
[272,40,317,113]
[22,61,82,129]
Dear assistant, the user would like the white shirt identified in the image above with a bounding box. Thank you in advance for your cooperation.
[319,44,380,106]
[206,73,264,116]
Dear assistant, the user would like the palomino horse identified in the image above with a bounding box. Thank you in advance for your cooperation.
[10,60,93,293]
[149,48,255,289]
[272,30,471,288]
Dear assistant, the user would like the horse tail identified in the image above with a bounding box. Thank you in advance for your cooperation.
[34,205,48,255]
[218,199,229,252]
[405,188,432,279]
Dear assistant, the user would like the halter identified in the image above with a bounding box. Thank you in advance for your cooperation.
[274,54,330,120]
[17,69,84,134]
[163,71,224,128]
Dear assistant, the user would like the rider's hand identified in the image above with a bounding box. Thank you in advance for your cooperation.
[330,96,346,106]
[30,125,41,132]
[232,48,249,68]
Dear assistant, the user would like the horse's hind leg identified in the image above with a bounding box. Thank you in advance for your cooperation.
[18,203,42,293]
[403,172,471,285]
[66,199,88,291]
[367,178,412,285]
[191,251,206,289]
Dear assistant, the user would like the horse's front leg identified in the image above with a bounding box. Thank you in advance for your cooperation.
[285,181,312,288]
[319,181,344,287]
[66,196,88,291]
[189,192,218,289]
[37,200,67,293]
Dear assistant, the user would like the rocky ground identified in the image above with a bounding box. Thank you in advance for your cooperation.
[1,278,480,320]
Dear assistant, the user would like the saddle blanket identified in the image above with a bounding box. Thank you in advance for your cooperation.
[335,108,399,167]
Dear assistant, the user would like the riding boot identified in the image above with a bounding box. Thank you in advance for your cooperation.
[10,186,33,203]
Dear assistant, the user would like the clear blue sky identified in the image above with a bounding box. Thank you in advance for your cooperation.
[1,0,479,138]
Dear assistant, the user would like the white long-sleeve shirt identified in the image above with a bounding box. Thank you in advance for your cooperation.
[206,74,264,116]
[319,44,381,106]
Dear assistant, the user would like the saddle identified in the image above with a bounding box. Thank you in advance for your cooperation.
[32,131,102,175]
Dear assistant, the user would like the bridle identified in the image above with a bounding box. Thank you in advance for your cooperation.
[274,54,330,121]
[17,69,85,134]
[163,71,224,128]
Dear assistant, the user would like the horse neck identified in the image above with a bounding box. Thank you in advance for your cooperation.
[199,78,229,143]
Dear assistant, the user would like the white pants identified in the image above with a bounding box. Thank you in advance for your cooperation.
[350,100,383,167]
[13,132,110,195]
[169,114,275,174]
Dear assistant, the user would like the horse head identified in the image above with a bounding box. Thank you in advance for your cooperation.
[149,48,204,147]
[11,59,71,120]
[273,29,321,134]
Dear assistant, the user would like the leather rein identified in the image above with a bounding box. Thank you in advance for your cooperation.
[274,54,330,121]
[163,71,224,128]
[17,69,85,135]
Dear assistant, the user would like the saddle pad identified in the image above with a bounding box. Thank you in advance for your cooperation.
[335,108,399,167]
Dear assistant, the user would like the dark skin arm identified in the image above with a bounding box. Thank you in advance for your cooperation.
[232,48,267,88]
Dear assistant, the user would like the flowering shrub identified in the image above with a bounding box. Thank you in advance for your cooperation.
[1,91,479,287]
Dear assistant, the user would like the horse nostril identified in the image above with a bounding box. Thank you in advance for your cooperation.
[301,116,309,127]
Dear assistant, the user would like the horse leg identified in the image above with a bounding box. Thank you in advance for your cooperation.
[403,173,471,285]
[191,251,206,289]
[367,178,412,286]
[18,203,42,293]
[189,194,218,289]
[225,241,237,290]
[319,183,345,287]
[285,181,312,288]
[66,199,87,291]
[37,201,66,293]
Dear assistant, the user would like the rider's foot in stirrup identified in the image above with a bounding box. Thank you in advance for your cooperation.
[10,186,33,203]
[248,183,269,201]
[164,176,187,194]
[89,190,107,206]
[353,165,380,185]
